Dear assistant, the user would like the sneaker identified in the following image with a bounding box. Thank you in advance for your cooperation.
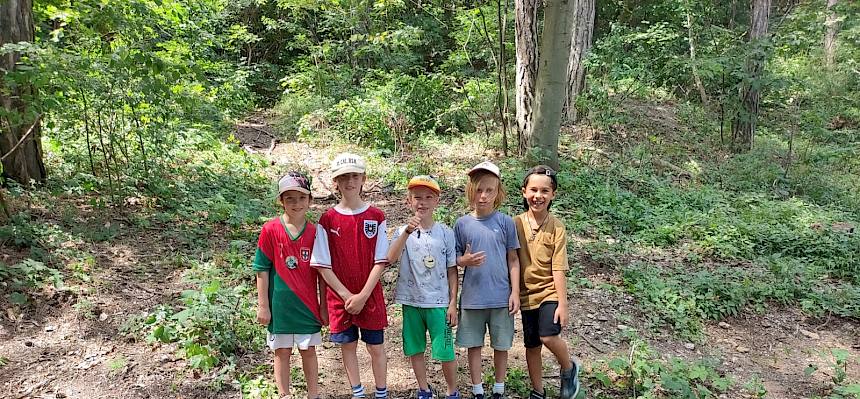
[491,393,505,399]
[445,391,461,399]
[417,387,433,399]
[473,394,484,399]
[560,359,582,399]
[528,390,545,399]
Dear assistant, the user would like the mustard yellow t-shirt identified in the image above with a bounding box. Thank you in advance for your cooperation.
[514,212,569,310]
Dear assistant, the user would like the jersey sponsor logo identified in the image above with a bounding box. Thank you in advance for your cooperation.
[300,247,311,262]
[363,220,378,238]
[330,227,341,237]
[286,256,298,269]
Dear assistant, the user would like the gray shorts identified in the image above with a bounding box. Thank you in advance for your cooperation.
[455,307,514,351]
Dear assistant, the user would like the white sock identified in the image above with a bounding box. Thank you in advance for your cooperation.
[492,382,504,394]
[472,384,484,395]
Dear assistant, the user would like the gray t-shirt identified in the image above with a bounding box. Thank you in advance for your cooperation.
[393,223,457,308]
[454,211,520,309]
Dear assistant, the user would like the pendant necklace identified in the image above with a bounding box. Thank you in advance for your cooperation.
[418,227,435,268]
[528,211,549,242]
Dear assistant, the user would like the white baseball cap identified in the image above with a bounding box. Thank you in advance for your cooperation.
[468,161,501,178]
[331,153,366,178]
[277,171,312,197]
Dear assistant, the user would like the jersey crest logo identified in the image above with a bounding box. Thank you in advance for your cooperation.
[300,247,311,262]
[330,227,341,237]
[363,220,379,238]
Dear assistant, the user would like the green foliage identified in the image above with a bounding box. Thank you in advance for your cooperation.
[0,259,64,304]
[132,244,263,371]
[588,339,733,398]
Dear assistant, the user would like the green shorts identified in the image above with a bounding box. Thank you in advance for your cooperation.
[402,305,455,362]
[455,307,514,351]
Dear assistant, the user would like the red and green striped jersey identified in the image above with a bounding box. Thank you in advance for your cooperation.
[253,217,322,334]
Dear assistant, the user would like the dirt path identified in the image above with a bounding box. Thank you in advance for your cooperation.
[1,135,858,399]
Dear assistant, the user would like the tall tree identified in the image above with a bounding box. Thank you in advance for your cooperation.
[824,0,839,68]
[563,0,595,123]
[528,0,574,169]
[731,0,770,152]
[515,0,539,154]
[684,0,710,106]
[1,0,45,184]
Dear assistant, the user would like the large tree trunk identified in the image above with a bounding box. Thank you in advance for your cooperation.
[824,0,838,69]
[515,0,539,154]
[1,0,45,184]
[562,0,595,123]
[529,0,574,169]
[731,0,770,153]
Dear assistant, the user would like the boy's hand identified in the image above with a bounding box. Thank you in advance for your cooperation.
[446,303,458,327]
[553,305,568,326]
[405,215,421,234]
[508,294,520,315]
[344,293,368,315]
[458,244,486,267]
[256,307,271,325]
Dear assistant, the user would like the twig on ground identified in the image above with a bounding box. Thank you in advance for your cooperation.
[577,330,608,353]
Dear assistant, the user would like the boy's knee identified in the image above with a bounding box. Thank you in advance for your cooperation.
[539,335,559,345]
[298,347,317,356]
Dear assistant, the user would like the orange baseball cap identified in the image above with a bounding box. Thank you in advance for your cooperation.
[407,175,441,194]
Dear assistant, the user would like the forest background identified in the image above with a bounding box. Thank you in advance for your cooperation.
[1,0,859,398]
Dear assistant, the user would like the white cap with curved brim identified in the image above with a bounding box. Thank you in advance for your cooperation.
[331,153,366,178]
[468,160,501,178]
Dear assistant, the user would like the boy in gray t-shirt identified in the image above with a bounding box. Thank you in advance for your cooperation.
[454,161,521,399]
[389,175,460,399]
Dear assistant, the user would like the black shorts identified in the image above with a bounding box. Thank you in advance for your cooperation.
[521,301,562,348]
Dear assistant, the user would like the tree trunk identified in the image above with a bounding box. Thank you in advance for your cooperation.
[824,0,838,69]
[0,0,45,184]
[529,0,574,169]
[731,0,770,153]
[563,0,595,123]
[515,0,539,154]
[684,0,710,106]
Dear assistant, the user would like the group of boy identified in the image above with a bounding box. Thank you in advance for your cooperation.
[253,153,580,399]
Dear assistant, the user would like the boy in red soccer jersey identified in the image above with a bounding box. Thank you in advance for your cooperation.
[311,153,390,399]
[254,171,326,399]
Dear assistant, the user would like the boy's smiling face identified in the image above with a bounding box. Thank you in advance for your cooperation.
[407,186,440,218]
[280,190,310,219]
[522,174,556,214]
[334,172,366,198]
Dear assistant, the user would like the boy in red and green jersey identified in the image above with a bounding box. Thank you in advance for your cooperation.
[254,171,326,399]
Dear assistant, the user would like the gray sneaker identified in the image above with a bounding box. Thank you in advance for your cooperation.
[528,389,545,399]
[560,359,582,399]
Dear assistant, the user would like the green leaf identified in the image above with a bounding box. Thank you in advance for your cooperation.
[803,364,818,376]
[9,292,27,305]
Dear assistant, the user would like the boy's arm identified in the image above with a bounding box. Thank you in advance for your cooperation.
[446,266,459,326]
[387,217,418,263]
[255,271,271,325]
[506,249,521,315]
[316,268,354,301]
[344,263,385,314]
[552,269,568,326]
[317,272,329,326]
[552,223,570,325]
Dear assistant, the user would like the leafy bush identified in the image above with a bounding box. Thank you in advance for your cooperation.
[588,338,733,398]
[133,244,263,371]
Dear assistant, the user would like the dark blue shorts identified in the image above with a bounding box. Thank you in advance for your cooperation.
[330,325,385,345]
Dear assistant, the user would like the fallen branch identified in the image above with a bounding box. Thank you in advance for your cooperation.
[0,114,43,162]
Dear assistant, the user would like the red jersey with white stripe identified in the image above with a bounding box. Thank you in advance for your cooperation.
[311,204,389,333]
